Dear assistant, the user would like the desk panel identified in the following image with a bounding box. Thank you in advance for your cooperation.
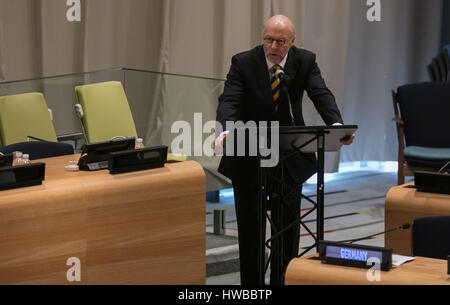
[286,255,450,285]
[0,155,205,284]
[385,184,450,256]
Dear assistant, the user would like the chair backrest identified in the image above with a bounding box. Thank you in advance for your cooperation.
[396,82,450,148]
[0,92,57,146]
[437,52,448,82]
[443,46,450,82]
[430,57,441,81]
[75,81,138,144]
[412,216,450,259]
[0,141,74,160]
[427,63,437,82]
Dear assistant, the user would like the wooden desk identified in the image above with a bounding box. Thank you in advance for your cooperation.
[0,155,205,284]
[286,255,450,285]
[385,184,450,255]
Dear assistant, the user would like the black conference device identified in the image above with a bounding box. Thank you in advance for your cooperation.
[319,241,393,271]
[0,162,46,191]
[0,154,13,168]
[108,146,168,174]
[448,255,450,275]
[78,138,136,171]
[415,170,450,195]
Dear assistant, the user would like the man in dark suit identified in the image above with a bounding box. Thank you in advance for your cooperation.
[215,15,354,285]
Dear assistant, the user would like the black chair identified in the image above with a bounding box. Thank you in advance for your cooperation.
[392,82,450,184]
[427,46,450,83]
[427,63,438,82]
[436,54,447,82]
[444,45,450,82]
[430,57,442,81]
[412,216,450,260]
[0,141,74,160]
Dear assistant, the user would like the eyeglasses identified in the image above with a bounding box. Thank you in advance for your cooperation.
[263,37,287,47]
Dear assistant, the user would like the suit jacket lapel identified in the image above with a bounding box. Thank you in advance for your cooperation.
[254,46,273,106]
[284,48,299,89]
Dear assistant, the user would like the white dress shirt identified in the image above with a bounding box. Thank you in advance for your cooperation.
[266,55,288,79]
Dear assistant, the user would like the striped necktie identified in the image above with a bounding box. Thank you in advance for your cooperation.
[271,64,282,112]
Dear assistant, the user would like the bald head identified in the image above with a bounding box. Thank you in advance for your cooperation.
[263,15,296,64]
[264,15,296,38]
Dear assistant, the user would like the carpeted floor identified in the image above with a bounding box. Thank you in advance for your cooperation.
[205,169,406,284]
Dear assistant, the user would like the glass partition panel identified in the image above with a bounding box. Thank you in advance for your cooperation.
[0,69,124,139]
[0,68,230,191]
[123,68,228,191]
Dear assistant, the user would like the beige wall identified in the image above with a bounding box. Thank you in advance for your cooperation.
[0,0,443,166]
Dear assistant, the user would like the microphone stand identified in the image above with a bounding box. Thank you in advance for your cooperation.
[274,69,295,126]
[268,73,295,283]
[337,224,411,244]
[282,85,295,127]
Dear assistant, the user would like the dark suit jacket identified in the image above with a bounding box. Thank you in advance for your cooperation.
[216,45,343,185]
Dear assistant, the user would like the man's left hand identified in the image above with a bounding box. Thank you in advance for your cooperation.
[340,133,355,145]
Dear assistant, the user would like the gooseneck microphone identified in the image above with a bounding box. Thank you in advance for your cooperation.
[275,69,288,83]
[336,223,411,244]
[275,69,295,126]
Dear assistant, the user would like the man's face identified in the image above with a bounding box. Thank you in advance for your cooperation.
[263,24,295,64]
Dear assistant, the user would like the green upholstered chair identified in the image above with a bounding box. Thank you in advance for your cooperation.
[0,92,57,146]
[74,81,138,144]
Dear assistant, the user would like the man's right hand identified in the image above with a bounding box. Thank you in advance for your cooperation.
[212,131,229,150]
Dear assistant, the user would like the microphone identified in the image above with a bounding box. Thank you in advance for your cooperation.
[274,69,295,126]
[275,69,289,83]
[27,135,47,142]
[336,223,411,244]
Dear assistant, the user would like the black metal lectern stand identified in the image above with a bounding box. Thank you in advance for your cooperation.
[254,125,358,285]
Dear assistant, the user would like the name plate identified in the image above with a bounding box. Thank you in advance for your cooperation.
[319,241,392,271]
[0,163,46,191]
[108,146,168,174]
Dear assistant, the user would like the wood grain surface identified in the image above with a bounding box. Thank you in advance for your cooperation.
[0,155,205,284]
[286,255,450,285]
[385,184,450,256]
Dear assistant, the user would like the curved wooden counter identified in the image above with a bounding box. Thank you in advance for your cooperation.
[286,255,450,285]
[385,184,450,256]
[0,155,206,284]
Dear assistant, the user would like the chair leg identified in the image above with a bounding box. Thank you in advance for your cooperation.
[397,162,405,185]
